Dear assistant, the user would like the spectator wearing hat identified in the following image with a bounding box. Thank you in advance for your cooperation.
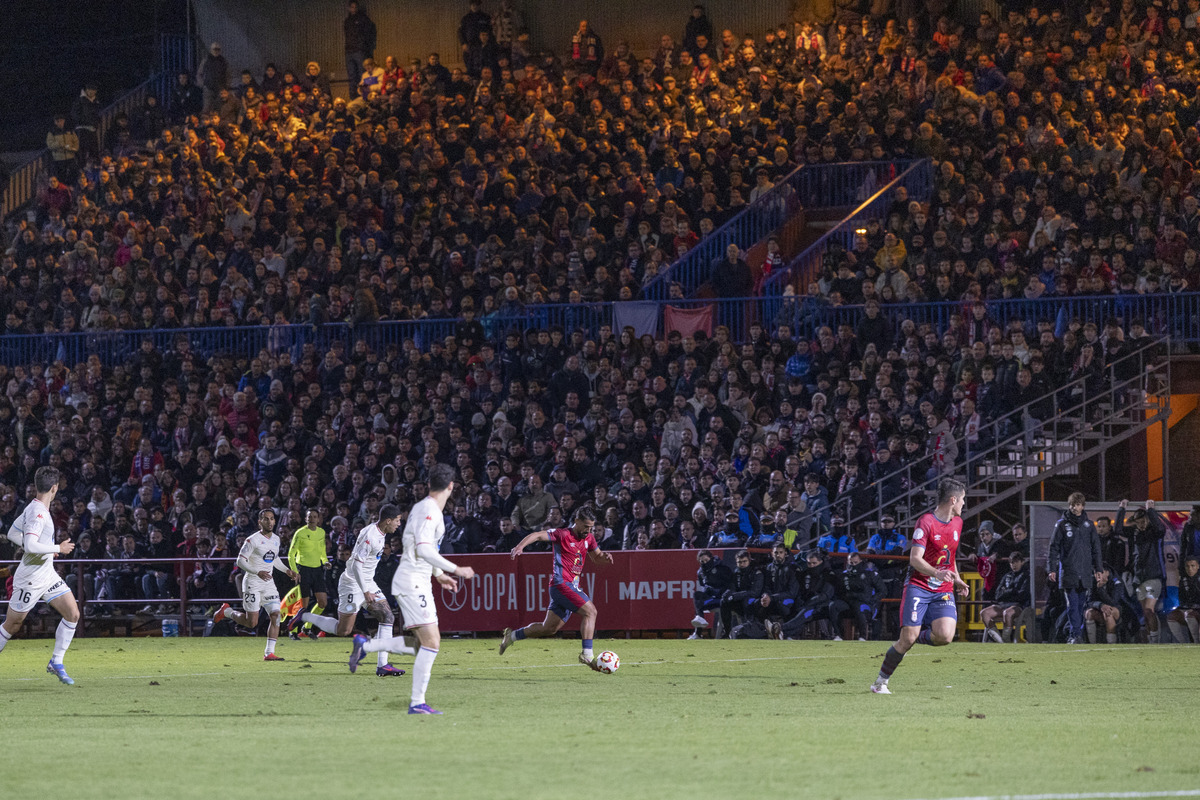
[46,113,79,182]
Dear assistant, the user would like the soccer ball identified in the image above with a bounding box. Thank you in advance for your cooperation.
[596,650,620,674]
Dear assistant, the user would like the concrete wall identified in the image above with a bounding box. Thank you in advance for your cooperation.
[193,0,793,83]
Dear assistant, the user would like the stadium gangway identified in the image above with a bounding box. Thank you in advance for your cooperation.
[642,160,924,301]
[760,158,936,297]
[787,335,1171,552]
[5,292,1200,368]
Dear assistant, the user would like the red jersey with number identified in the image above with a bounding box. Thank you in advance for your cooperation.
[906,512,962,593]
[548,527,596,587]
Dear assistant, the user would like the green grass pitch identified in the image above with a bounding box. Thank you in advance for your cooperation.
[2,636,1197,800]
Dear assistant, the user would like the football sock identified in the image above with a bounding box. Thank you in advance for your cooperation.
[1187,616,1200,643]
[303,604,324,631]
[362,635,416,655]
[378,646,390,668]
[265,638,277,656]
[411,646,438,706]
[302,613,338,634]
[1148,629,1161,644]
[1168,620,1188,644]
[1085,620,1098,644]
[0,623,11,653]
[878,646,904,681]
[53,620,77,662]
[513,626,528,641]
[1106,633,1118,644]
[916,629,933,646]
[582,639,594,660]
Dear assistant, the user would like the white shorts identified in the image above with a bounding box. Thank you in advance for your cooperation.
[242,576,280,614]
[393,573,438,630]
[8,567,71,614]
[338,573,382,616]
[1136,579,1163,603]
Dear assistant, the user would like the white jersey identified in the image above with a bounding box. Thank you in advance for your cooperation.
[345,522,386,591]
[398,497,445,579]
[238,531,285,576]
[9,499,56,580]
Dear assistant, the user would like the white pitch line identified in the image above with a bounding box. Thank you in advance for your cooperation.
[0,642,1161,682]
[905,791,1200,800]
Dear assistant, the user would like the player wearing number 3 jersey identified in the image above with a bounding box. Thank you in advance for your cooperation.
[1,467,81,685]
[350,464,475,715]
[497,509,614,670]
[871,478,970,695]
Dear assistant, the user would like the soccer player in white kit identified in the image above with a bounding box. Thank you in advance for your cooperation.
[351,464,475,714]
[213,509,298,660]
[302,504,415,676]
[1,467,80,685]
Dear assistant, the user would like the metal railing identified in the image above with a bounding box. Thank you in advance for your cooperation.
[0,556,241,637]
[790,335,1170,548]
[643,160,922,300]
[762,159,936,296]
[2,76,163,220]
[3,292,1198,368]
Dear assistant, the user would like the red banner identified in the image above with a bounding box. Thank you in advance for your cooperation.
[434,550,706,632]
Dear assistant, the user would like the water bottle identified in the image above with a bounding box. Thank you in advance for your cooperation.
[161,618,179,637]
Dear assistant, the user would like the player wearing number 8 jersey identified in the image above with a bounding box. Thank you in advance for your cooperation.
[871,478,970,694]
[351,464,475,715]
[498,509,614,670]
[1,467,81,685]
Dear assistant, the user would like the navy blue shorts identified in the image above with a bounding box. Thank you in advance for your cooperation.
[900,584,957,628]
[548,581,591,622]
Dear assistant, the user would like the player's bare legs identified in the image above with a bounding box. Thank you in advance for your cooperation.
[873,617,955,694]
[2,593,81,684]
[499,609,566,655]
[328,597,411,674]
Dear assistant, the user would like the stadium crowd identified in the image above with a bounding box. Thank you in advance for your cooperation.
[2,0,1198,644]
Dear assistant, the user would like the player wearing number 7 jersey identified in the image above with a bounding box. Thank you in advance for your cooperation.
[498,509,614,669]
[1,467,81,685]
[350,464,475,715]
[871,478,970,695]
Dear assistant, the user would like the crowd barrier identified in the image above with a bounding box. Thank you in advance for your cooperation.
[3,290,1196,368]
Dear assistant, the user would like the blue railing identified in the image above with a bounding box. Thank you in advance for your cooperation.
[5,291,1197,368]
[762,159,935,296]
[643,160,919,300]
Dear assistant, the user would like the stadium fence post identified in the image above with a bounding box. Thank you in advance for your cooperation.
[179,574,190,637]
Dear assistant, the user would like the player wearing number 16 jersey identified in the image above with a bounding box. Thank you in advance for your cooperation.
[871,478,970,695]
[1,467,81,685]
[498,509,614,669]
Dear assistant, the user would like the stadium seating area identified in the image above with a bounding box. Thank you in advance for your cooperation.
[1,0,1196,630]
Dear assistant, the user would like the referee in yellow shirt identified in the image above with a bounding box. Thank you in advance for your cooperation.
[286,509,330,639]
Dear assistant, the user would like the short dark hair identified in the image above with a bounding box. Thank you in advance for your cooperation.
[34,467,60,494]
[378,504,401,522]
[735,549,751,561]
[429,463,456,492]
[937,477,966,505]
[573,508,596,523]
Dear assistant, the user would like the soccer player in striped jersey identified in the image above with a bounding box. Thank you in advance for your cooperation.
[1,467,80,684]
[498,509,614,669]
[871,478,970,694]
[302,505,414,676]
